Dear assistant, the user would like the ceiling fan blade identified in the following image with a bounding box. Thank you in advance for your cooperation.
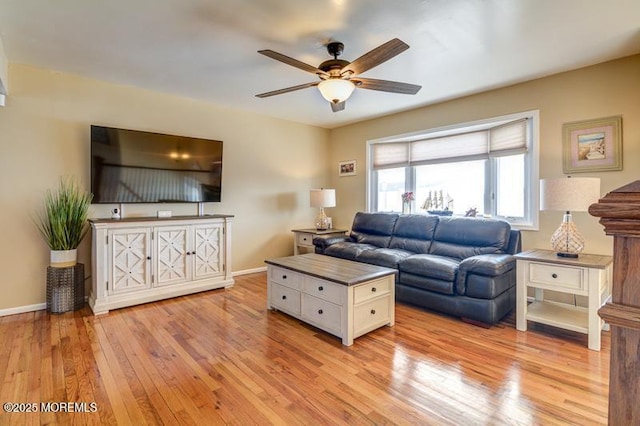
[340,38,409,76]
[255,81,320,98]
[330,101,345,112]
[353,77,421,95]
[258,50,328,76]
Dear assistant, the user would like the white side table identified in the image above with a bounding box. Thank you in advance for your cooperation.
[291,228,348,255]
[515,249,613,351]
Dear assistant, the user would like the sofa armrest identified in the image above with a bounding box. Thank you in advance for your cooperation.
[313,235,352,254]
[456,254,516,295]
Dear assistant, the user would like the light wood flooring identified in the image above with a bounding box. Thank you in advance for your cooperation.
[0,272,609,425]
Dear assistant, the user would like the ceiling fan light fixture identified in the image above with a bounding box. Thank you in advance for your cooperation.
[318,79,355,104]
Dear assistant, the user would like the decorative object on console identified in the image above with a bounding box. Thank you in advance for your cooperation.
[310,188,336,230]
[562,115,622,173]
[36,177,93,267]
[540,176,600,258]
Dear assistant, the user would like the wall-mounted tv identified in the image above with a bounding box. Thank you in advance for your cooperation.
[91,125,223,203]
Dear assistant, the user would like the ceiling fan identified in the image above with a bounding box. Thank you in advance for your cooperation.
[256,38,422,112]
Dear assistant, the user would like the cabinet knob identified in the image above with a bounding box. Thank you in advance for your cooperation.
[371,287,377,292]
[146,256,151,260]
[552,273,558,279]
[186,251,191,255]
[282,295,287,300]
[318,309,323,315]
[318,286,324,291]
[282,275,287,280]
[370,309,376,315]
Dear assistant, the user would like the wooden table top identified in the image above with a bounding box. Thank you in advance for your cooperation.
[264,253,396,286]
[514,248,612,269]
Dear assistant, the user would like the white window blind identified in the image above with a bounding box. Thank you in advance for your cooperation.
[372,142,410,169]
[372,118,528,169]
[489,119,528,157]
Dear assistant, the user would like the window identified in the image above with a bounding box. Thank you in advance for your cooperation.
[368,111,539,229]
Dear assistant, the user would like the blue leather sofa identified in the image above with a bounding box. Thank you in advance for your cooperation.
[313,212,521,325]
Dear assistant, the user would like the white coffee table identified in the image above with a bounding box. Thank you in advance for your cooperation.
[265,253,396,346]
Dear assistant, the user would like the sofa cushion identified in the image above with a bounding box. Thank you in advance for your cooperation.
[399,272,456,295]
[356,248,414,269]
[388,214,438,254]
[324,242,378,261]
[429,216,511,260]
[463,269,516,299]
[399,254,459,282]
[350,212,399,248]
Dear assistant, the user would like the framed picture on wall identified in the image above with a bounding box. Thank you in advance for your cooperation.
[563,115,622,173]
[339,160,357,176]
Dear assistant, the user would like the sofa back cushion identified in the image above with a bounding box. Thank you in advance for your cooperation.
[350,212,399,248]
[389,214,439,254]
[429,216,511,260]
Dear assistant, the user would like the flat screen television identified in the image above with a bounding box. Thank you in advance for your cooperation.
[91,125,223,203]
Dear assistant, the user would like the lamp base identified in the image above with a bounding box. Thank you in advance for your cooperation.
[315,207,330,230]
[550,213,585,257]
[556,252,579,258]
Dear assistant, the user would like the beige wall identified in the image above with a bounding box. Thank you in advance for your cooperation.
[0,63,330,311]
[328,55,640,256]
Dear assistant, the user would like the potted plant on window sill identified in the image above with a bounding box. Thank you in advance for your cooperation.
[36,177,93,268]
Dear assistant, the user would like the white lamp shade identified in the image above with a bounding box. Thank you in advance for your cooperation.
[540,177,600,212]
[310,188,336,208]
[318,79,355,104]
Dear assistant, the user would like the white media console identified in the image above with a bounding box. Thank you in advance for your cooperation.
[89,215,234,314]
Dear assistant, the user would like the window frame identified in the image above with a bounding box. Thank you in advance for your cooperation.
[366,110,540,230]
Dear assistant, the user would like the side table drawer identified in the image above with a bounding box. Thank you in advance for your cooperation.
[296,232,314,247]
[529,262,584,291]
[270,282,301,315]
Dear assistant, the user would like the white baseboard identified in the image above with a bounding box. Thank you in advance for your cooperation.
[233,266,267,276]
[1,267,268,317]
[0,303,46,317]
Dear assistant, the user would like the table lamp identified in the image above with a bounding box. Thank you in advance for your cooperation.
[540,176,600,257]
[310,188,336,230]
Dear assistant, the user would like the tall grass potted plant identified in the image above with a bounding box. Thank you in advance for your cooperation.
[36,178,93,267]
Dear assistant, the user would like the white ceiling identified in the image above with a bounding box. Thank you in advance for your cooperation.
[1,0,639,129]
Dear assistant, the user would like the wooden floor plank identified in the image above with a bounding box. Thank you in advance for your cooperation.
[0,272,610,425]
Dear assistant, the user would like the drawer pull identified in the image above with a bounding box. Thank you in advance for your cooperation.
[552,273,558,279]
[318,309,323,315]
[370,309,376,315]
[282,275,287,280]
[282,295,287,300]
[371,287,377,292]
[318,286,324,291]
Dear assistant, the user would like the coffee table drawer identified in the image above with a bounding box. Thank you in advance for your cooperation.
[270,282,301,315]
[354,277,392,304]
[301,294,342,334]
[303,277,343,305]
[354,296,391,335]
[269,266,302,289]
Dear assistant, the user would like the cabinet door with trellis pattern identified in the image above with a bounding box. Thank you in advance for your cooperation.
[109,228,152,294]
[155,226,190,286]
[193,223,224,279]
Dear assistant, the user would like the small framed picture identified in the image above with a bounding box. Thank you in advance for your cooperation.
[339,160,357,177]
[563,116,622,173]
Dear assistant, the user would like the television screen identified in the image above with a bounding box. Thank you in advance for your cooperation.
[91,125,223,203]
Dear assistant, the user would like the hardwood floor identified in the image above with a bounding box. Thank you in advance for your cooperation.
[0,273,609,425]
